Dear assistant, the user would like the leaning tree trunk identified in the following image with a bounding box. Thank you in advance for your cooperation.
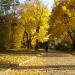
[72,41,75,50]
[22,31,32,49]
[67,30,75,51]
[63,14,75,51]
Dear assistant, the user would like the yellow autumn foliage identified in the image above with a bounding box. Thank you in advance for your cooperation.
[18,1,50,46]
[49,0,75,48]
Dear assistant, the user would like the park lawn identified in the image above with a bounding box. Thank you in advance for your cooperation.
[0,53,44,75]
[0,53,36,64]
[0,51,44,75]
[0,68,7,73]
[0,53,36,74]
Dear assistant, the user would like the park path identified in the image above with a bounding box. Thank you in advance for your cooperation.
[1,49,75,75]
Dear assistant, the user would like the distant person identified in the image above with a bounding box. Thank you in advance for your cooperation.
[44,41,48,53]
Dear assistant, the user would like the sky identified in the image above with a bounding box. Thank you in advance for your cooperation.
[19,0,54,10]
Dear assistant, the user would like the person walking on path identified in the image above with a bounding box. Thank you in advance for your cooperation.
[44,41,49,53]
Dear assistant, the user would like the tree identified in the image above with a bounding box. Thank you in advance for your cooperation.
[0,15,13,50]
[49,0,75,50]
[0,15,25,50]
[18,0,50,49]
[0,0,20,15]
[9,16,25,49]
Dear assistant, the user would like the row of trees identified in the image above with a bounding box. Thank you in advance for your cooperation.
[0,0,75,51]
[0,0,50,50]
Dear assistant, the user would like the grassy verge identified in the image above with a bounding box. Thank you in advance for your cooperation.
[0,53,36,74]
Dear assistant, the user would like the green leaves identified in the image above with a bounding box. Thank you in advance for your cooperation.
[0,6,3,13]
[1,0,13,4]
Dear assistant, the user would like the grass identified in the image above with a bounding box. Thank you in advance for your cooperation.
[0,53,44,75]
[0,49,44,75]
[0,52,36,74]
[0,53,35,64]
[0,68,6,72]
[0,49,75,75]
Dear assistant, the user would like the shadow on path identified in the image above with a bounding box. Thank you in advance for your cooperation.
[0,49,71,55]
[1,63,75,70]
[17,65,75,70]
[37,53,71,57]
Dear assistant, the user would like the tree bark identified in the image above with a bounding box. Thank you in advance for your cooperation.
[36,26,40,49]
[25,32,29,48]
[22,31,29,48]
[23,31,32,49]
[67,30,75,50]
[28,34,32,48]
[72,41,75,50]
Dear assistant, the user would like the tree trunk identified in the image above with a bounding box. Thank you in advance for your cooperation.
[22,31,29,48]
[25,32,29,48]
[28,34,32,48]
[67,30,75,50]
[72,41,75,50]
[36,39,39,49]
[23,30,32,49]
[36,26,40,49]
